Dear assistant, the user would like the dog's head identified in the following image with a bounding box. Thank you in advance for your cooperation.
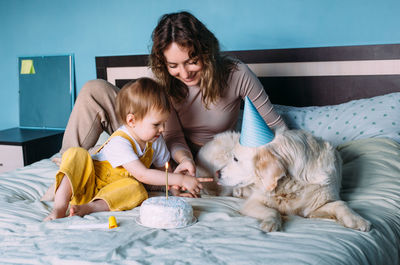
[217,143,257,187]
[196,131,240,178]
[218,143,286,191]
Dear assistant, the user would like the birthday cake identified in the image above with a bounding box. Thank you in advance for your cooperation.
[139,196,195,229]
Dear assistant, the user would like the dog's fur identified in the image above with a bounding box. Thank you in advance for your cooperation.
[196,131,240,196]
[197,129,371,232]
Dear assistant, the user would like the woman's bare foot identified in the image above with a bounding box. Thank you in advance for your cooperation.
[69,200,110,217]
[44,206,68,221]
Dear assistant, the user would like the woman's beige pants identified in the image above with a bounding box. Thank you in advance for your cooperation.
[61,79,120,154]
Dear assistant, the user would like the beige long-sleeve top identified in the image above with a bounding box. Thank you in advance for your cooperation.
[163,62,286,157]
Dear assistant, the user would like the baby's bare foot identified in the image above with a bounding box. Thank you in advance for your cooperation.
[44,207,67,221]
[69,204,90,217]
[69,200,109,217]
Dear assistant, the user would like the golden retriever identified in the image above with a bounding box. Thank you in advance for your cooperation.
[197,129,371,232]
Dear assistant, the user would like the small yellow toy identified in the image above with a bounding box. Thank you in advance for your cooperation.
[108,216,118,229]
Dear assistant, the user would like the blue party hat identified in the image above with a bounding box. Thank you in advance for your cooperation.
[239,97,274,147]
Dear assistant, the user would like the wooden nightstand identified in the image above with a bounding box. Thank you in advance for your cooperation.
[0,127,64,173]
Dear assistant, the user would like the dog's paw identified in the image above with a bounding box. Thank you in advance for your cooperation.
[233,187,248,198]
[232,187,243,198]
[260,218,282,232]
[340,214,371,232]
[233,186,253,198]
[357,218,372,232]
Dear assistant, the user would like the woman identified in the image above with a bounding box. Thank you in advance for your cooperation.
[60,11,287,177]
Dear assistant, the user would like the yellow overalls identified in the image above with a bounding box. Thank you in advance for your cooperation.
[55,130,151,211]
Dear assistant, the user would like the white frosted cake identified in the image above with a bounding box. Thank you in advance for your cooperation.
[139,196,194,229]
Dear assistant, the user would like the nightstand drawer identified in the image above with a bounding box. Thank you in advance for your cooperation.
[0,145,24,173]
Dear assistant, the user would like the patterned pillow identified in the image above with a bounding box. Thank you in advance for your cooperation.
[274,92,400,147]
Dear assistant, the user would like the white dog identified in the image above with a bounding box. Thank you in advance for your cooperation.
[197,129,371,232]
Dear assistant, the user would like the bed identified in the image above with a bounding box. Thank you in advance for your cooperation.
[1,44,400,264]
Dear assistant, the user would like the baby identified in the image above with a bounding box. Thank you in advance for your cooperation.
[45,77,211,220]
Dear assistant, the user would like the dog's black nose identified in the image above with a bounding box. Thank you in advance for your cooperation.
[215,170,221,179]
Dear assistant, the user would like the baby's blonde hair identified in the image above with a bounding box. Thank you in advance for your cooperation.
[116,77,171,124]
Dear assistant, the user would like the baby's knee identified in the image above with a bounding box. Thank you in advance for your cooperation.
[129,180,148,196]
[126,181,148,206]
[62,147,90,161]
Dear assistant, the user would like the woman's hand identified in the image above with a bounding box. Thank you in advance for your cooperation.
[169,186,195,198]
[174,157,196,176]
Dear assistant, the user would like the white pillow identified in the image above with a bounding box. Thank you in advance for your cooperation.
[95,131,110,146]
[274,92,400,147]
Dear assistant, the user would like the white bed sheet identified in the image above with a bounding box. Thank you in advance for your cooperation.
[0,138,399,265]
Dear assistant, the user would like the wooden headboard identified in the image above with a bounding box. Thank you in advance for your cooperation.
[96,44,400,107]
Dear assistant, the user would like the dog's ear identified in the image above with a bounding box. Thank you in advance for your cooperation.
[254,148,286,191]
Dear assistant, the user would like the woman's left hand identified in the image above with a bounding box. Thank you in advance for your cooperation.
[174,157,196,176]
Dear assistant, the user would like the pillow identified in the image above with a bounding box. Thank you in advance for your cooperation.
[95,131,111,146]
[273,92,400,147]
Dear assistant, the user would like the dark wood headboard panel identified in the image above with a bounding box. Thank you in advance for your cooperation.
[96,44,400,107]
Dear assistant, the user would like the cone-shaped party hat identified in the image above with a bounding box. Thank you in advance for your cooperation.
[239,96,274,147]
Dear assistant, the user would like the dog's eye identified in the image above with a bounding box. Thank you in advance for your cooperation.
[233,156,238,162]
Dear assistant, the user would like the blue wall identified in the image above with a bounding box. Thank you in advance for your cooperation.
[1,0,400,130]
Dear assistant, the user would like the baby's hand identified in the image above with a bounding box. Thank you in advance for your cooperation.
[173,177,214,197]
[181,175,203,196]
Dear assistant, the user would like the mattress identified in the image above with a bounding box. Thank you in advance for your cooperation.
[0,137,399,264]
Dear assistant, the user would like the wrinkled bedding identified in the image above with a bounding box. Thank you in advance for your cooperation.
[0,138,399,265]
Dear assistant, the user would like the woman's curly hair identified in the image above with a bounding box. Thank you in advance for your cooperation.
[149,11,237,108]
